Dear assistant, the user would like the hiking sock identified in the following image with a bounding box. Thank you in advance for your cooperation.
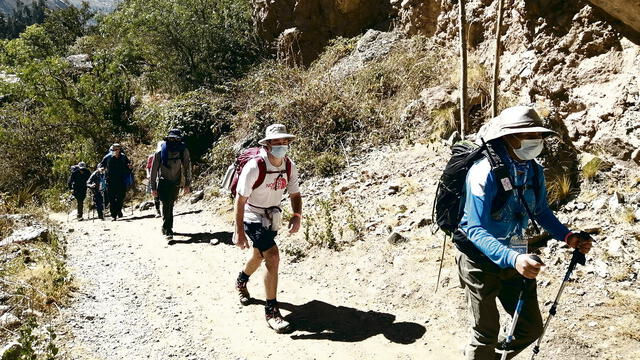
[265,298,278,314]
[237,271,250,285]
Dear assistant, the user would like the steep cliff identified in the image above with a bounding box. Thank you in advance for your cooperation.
[252,0,392,66]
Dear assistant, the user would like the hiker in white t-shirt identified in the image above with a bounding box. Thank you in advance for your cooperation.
[234,124,302,334]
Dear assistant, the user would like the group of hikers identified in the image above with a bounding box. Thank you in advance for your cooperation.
[67,129,192,241]
[66,106,593,359]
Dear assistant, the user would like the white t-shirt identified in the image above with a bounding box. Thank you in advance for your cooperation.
[237,148,300,224]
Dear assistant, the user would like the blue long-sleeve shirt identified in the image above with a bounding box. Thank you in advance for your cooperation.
[459,144,571,269]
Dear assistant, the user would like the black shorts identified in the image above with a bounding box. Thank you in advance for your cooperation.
[244,222,277,253]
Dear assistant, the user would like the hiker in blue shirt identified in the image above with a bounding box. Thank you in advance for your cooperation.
[455,106,592,359]
[150,129,192,241]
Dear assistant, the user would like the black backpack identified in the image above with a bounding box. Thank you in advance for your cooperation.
[432,140,540,235]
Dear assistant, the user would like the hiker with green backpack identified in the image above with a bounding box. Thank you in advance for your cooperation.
[435,106,592,359]
[230,124,302,334]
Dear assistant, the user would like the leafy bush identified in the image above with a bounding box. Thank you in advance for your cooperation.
[163,89,233,161]
[99,0,265,92]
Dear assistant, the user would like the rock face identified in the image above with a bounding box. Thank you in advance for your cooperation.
[396,0,640,164]
[252,0,392,66]
[587,0,640,34]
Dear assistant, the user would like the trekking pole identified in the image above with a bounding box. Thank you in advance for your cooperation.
[435,233,450,293]
[500,254,542,360]
[530,248,587,360]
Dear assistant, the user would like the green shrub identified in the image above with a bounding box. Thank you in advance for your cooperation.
[582,157,602,182]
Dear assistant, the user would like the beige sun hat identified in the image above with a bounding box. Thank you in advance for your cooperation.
[477,106,557,142]
[258,124,296,145]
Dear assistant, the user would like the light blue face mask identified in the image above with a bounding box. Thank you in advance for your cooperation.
[270,145,288,159]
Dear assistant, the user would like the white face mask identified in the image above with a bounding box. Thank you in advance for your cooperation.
[269,145,288,159]
[513,139,544,160]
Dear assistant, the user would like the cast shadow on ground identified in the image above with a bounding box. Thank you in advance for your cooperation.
[168,231,233,246]
[174,209,203,217]
[251,299,426,344]
[120,214,157,221]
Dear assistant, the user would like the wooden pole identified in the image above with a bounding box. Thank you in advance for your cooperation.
[459,0,468,139]
[492,0,505,118]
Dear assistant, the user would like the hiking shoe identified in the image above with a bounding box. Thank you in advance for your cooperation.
[236,281,251,306]
[265,307,291,334]
[165,233,173,241]
[155,212,162,218]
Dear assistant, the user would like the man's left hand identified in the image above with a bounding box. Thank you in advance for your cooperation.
[183,186,191,195]
[288,215,301,234]
[566,232,593,254]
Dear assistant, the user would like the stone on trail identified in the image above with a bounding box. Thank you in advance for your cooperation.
[0,226,49,247]
[139,201,155,211]
[387,232,408,245]
[190,190,205,204]
[592,197,607,211]
[0,312,20,328]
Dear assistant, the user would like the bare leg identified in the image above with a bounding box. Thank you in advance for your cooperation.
[262,246,280,300]
[243,248,263,276]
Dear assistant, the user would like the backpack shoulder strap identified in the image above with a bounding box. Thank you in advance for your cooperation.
[285,157,292,179]
[252,156,267,190]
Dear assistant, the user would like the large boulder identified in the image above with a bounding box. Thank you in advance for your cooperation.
[587,0,640,35]
[252,0,392,66]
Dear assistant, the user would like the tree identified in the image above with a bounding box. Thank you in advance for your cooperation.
[100,0,265,92]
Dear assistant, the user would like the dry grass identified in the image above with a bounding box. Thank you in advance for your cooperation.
[606,291,640,341]
[0,234,75,320]
[218,35,458,176]
[547,174,573,206]
[617,207,637,224]
[582,157,602,182]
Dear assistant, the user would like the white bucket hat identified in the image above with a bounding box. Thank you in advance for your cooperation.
[258,124,296,146]
[78,162,87,169]
[477,106,556,142]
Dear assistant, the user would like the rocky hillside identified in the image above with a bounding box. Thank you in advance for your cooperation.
[253,0,640,167]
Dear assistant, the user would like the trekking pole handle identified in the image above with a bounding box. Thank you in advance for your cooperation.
[529,254,542,264]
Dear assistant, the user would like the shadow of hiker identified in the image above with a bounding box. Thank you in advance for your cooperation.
[168,231,233,246]
[251,299,426,344]
[121,214,157,222]
[174,209,203,217]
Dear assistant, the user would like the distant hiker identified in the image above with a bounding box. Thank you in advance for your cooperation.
[100,143,132,221]
[454,106,593,359]
[87,165,106,220]
[67,162,91,220]
[150,130,191,240]
[146,142,163,218]
[233,124,302,333]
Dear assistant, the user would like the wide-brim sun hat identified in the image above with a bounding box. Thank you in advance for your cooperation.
[478,106,557,142]
[78,162,86,169]
[258,124,296,146]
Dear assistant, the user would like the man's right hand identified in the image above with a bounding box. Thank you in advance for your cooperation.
[235,231,249,250]
[515,254,544,279]
[152,190,158,197]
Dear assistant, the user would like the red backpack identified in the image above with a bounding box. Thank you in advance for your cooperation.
[228,147,292,197]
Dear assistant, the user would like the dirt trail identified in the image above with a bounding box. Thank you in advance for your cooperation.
[50,202,464,360]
